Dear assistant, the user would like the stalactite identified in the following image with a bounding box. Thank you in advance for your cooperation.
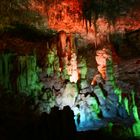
[57,30,67,69]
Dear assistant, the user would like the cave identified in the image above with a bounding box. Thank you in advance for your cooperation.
[0,0,140,139]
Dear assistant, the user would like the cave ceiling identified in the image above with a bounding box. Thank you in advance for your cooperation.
[0,0,140,41]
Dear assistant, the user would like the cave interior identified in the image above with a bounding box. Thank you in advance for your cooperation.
[0,0,140,139]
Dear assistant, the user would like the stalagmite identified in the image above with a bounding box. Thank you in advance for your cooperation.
[114,87,122,103]
[57,31,79,83]
[69,53,79,83]
[124,97,130,116]
[131,90,140,137]
[95,48,112,80]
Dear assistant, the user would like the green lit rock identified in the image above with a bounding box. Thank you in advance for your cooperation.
[53,55,60,77]
[79,79,92,94]
[47,50,55,65]
[17,55,43,95]
[39,89,55,113]
[78,57,87,79]
[124,97,130,115]
[114,87,122,103]
[61,64,70,80]
[131,90,140,137]
[45,50,56,76]
[87,96,100,116]
[133,121,140,137]
[132,105,140,122]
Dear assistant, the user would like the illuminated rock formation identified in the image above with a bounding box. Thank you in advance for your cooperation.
[0,0,140,138]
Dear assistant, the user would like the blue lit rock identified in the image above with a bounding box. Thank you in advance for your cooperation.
[72,94,106,131]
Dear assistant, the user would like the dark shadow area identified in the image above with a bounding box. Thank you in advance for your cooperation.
[82,0,140,24]
[0,88,138,140]
[0,23,56,42]
[110,29,140,59]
